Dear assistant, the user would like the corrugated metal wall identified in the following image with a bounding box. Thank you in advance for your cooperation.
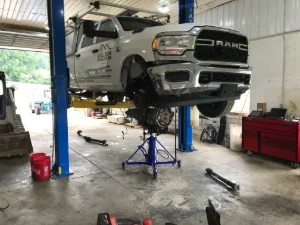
[195,0,300,39]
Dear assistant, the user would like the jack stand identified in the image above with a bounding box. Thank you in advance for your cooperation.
[122,134,181,179]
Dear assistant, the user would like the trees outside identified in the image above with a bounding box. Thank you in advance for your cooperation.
[0,50,50,85]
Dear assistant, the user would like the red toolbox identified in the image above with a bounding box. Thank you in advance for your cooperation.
[242,117,300,167]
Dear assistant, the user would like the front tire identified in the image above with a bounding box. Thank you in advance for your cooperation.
[197,101,234,118]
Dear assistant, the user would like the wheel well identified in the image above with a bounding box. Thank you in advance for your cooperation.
[120,54,148,89]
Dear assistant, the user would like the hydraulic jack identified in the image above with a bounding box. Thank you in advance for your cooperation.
[122,133,181,179]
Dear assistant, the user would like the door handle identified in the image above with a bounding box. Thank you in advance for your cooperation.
[92,49,99,53]
[75,54,81,58]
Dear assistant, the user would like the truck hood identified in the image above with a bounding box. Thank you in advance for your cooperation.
[140,23,240,36]
[143,23,202,33]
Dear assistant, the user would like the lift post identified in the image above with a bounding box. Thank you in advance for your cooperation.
[177,0,196,152]
[47,0,72,177]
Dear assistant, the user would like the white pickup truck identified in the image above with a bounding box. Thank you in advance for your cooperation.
[66,15,251,118]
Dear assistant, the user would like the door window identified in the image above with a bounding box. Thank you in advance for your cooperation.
[81,36,94,48]
[78,22,100,49]
[96,19,117,43]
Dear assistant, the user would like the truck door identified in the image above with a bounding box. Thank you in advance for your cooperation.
[74,23,97,90]
[75,19,120,92]
[93,19,120,91]
[0,73,7,120]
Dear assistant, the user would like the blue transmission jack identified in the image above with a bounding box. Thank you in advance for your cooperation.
[177,0,196,152]
[122,133,181,179]
[123,108,181,179]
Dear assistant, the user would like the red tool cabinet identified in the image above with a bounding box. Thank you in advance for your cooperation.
[242,117,300,166]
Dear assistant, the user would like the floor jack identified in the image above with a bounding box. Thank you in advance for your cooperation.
[122,133,181,179]
[77,130,108,146]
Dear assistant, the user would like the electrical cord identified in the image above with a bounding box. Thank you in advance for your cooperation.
[0,196,9,209]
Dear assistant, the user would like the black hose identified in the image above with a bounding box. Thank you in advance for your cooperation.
[156,148,170,159]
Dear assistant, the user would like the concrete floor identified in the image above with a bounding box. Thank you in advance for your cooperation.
[1,110,300,225]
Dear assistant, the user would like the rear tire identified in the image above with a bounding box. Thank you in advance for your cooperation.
[31,109,35,113]
[197,101,234,118]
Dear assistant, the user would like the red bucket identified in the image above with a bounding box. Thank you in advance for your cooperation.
[30,153,46,176]
[34,156,51,181]
[91,111,96,117]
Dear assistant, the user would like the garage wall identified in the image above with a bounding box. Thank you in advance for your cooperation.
[195,0,300,39]
[248,36,284,112]
[283,31,300,114]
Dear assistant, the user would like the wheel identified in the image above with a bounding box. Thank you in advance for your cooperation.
[290,162,299,169]
[197,101,235,118]
[153,171,157,179]
[177,161,181,168]
[32,109,35,113]
[172,159,176,166]
[122,162,125,170]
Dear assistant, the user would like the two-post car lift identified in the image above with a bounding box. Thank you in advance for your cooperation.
[47,0,195,178]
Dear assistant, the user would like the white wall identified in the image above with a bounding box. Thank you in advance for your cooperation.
[283,31,300,115]
[248,36,284,112]
[248,31,300,116]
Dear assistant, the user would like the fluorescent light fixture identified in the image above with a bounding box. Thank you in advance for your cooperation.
[158,5,169,13]
[45,26,49,30]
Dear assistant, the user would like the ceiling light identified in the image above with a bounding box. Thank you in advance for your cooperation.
[45,26,49,30]
[158,5,169,13]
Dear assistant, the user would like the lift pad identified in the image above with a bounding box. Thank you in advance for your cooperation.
[70,96,134,109]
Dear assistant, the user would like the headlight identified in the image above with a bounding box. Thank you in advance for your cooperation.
[152,36,196,55]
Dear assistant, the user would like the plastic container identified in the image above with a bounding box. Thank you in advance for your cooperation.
[230,124,242,151]
[34,156,51,180]
[30,153,46,176]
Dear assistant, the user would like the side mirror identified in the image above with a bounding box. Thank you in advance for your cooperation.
[82,20,95,38]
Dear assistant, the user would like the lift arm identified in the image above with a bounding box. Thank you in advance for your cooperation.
[71,96,134,109]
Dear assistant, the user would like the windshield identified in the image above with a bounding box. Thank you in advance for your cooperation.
[117,17,164,31]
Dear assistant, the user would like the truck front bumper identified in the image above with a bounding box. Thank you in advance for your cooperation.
[147,63,251,96]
